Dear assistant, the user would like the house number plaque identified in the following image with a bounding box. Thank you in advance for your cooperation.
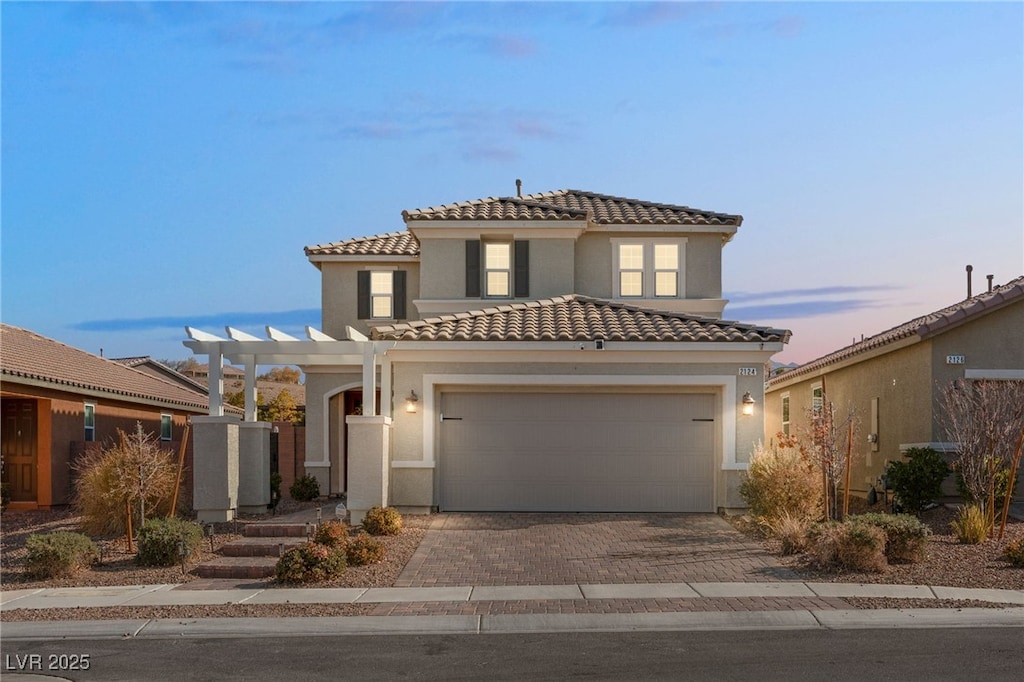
[946,355,965,365]
[738,367,759,376]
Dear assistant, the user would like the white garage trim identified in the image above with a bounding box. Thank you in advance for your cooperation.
[389,374,742,470]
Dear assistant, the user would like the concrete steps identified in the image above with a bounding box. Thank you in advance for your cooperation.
[195,556,279,579]
[195,512,320,579]
[221,536,306,557]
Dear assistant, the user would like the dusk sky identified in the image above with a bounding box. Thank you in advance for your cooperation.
[3,1,1022,367]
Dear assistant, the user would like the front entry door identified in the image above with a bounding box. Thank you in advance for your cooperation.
[1,399,38,502]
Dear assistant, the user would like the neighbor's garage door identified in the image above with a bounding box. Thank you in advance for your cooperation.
[439,391,716,512]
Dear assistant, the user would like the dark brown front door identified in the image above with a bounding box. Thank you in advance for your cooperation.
[1,399,38,502]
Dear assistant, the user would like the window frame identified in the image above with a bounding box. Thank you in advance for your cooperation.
[781,392,791,436]
[483,241,512,298]
[369,271,394,320]
[811,384,823,415]
[160,414,173,441]
[84,403,95,442]
[611,238,686,299]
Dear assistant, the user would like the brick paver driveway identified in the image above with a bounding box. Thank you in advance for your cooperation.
[395,513,799,587]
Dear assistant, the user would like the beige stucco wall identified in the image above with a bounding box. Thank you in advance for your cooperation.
[318,261,420,339]
[416,239,465,301]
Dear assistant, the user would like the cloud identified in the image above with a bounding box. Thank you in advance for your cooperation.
[602,2,716,29]
[726,299,878,321]
[72,309,321,334]
[727,284,900,304]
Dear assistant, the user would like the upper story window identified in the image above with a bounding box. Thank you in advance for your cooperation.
[484,242,511,297]
[466,240,529,299]
[357,270,407,320]
[160,414,173,441]
[612,239,685,299]
[84,403,95,442]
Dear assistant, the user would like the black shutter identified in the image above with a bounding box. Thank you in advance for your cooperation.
[357,271,370,320]
[514,240,529,298]
[392,270,407,320]
[465,240,481,297]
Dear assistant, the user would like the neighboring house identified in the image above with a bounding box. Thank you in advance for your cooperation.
[764,276,1024,500]
[113,356,211,395]
[289,188,790,515]
[0,325,216,509]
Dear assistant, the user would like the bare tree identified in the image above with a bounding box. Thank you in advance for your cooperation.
[800,383,860,521]
[937,379,1024,537]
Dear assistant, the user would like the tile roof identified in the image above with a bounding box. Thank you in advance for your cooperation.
[370,295,790,343]
[305,231,420,257]
[767,275,1024,386]
[402,189,742,226]
[1,324,213,412]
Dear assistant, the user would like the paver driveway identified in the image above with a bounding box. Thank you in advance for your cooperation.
[395,513,799,587]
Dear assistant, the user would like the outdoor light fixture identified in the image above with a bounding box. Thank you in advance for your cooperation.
[741,392,755,416]
[406,389,419,414]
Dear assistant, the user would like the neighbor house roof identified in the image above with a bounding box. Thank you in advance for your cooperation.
[402,189,742,226]
[305,231,420,258]
[112,356,211,394]
[370,295,789,343]
[767,275,1024,387]
[1,324,214,412]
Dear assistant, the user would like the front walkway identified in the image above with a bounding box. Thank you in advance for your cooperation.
[396,513,798,587]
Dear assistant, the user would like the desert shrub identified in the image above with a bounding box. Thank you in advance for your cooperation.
[362,506,403,536]
[884,447,949,514]
[848,512,931,563]
[73,424,179,535]
[345,532,386,566]
[955,464,1018,513]
[274,542,346,584]
[289,474,320,502]
[951,504,988,544]
[136,517,204,567]
[24,531,99,579]
[739,437,822,526]
[806,521,887,573]
[313,520,350,548]
[764,512,811,555]
[1003,538,1024,568]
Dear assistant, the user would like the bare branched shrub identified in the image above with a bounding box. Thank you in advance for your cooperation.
[739,434,823,526]
[801,394,860,521]
[73,423,179,536]
[937,379,1024,537]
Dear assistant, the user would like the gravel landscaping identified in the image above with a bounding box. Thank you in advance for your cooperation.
[2,500,1021,621]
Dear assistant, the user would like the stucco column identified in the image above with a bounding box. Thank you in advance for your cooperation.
[237,421,271,514]
[346,415,391,525]
[192,416,240,522]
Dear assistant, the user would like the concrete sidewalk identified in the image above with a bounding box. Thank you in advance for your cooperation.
[1,581,1021,639]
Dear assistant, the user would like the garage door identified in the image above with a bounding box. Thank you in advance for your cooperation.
[439,391,716,512]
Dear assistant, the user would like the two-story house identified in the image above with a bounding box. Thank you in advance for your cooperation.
[296,188,790,518]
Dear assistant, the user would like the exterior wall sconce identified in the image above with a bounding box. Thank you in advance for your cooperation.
[741,392,755,416]
[405,390,419,414]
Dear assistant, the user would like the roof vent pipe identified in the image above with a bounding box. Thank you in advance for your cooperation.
[516,178,522,197]
[987,274,994,293]
[966,264,973,299]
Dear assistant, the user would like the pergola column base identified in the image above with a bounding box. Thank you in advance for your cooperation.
[346,415,392,525]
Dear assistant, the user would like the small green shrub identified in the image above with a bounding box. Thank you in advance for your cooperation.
[345,532,386,566]
[951,504,988,544]
[1003,538,1024,568]
[849,512,931,563]
[764,512,811,555]
[806,521,887,573]
[313,520,350,548]
[362,506,403,536]
[739,436,822,525]
[24,531,99,579]
[136,517,204,566]
[274,542,346,584]
[885,447,949,514]
[289,474,320,502]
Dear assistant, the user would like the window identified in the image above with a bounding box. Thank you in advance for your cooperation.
[811,384,823,414]
[357,271,406,320]
[781,393,791,435]
[612,239,685,298]
[161,414,173,441]
[484,242,511,297]
[466,240,529,298]
[84,403,95,442]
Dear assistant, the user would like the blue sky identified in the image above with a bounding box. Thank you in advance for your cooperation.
[2,1,1022,365]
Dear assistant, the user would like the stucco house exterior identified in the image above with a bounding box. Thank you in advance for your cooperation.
[764,275,1024,500]
[0,325,214,510]
[282,188,789,519]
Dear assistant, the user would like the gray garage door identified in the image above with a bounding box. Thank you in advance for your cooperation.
[439,391,716,512]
